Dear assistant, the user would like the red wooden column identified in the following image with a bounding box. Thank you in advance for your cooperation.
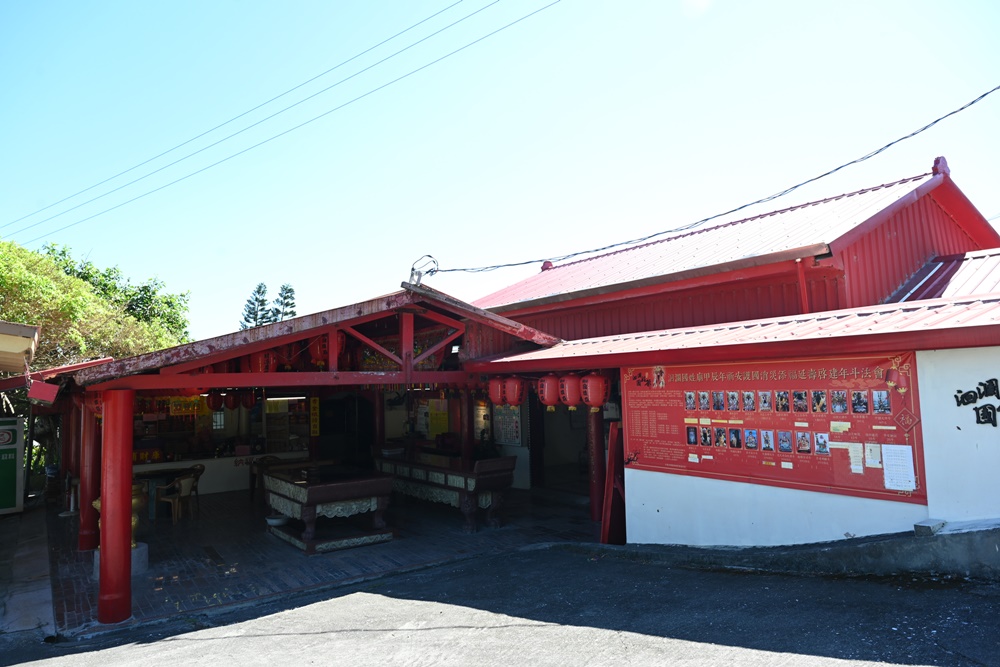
[98,389,134,624]
[373,389,385,455]
[78,400,101,551]
[587,409,607,522]
[400,312,414,386]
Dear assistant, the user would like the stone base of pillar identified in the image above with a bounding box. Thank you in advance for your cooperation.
[92,543,148,580]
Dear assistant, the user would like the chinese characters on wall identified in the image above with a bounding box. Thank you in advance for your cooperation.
[954,378,1000,427]
[621,353,926,504]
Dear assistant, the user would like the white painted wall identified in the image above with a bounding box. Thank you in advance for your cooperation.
[625,468,928,547]
[917,347,1000,521]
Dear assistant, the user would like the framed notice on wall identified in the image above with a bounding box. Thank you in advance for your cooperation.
[492,404,524,446]
[621,353,926,504]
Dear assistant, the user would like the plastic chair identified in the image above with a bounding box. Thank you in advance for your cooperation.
[155,473,196,524]
[188,464,205,515]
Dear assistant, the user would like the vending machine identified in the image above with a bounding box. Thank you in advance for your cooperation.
[0,417,25,515]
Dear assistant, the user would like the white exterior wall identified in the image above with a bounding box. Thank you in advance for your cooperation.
[917,347,1000,521]
[625,468,927,546]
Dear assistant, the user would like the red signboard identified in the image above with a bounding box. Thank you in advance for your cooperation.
[621,353,926,504]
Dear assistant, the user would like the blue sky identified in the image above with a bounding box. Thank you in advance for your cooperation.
[2,1,998,341]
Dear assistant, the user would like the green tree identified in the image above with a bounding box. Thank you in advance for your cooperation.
[1,241,189,369]
[271,283,297,322]
[42,244,190,342]
[240,283,275,329]
[0,241,192,476]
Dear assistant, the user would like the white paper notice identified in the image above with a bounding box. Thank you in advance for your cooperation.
[882,444,916,491]
[829,441,864,474]
[865,443,883,469]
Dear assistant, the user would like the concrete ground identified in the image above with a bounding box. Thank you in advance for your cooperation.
[3,487,1000,665]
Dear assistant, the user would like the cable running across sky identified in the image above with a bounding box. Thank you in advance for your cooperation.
[429,82,1000,275]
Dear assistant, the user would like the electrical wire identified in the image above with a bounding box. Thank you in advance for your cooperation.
[1,0,466,232]
[8,0,504,239]
[17,1,564,246]
[430,83,1000,275]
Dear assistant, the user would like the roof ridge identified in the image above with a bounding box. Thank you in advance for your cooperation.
[548,172,933,272]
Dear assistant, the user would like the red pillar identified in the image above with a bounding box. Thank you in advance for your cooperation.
[98,389,134,624]
[78,400,101,551]
[587,409,607,522]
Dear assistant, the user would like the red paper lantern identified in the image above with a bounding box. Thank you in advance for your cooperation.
[83,392,103,415]
[581,372,610,413]
[559,373,582,410]
[537,374,561,411]
[242,391,257,409]
[504,377,525,407]
[205,392,224,411]
[223,392,241,410]
[249,350,278,374]
[488,377,505,405]
[310,335,329,368]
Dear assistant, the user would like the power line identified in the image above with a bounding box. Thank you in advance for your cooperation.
[431,83,1000,275]
[1,1,467,232]
[18,1,564,246]
[8,1,503,239]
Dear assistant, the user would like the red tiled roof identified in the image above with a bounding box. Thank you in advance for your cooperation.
[887,249,1000,302]
[474,173,937,310]
[472,293,1000,371]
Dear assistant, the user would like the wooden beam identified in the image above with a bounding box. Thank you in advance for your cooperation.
[401,282,562,347]
[88,371,478,391]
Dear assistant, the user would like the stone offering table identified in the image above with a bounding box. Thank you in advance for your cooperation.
[264,465,394,554]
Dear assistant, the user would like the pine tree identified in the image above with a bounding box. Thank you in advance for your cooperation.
[240,283,274,329]
[271,283,297,322]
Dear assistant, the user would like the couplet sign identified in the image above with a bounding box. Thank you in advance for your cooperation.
[621,353,926,504]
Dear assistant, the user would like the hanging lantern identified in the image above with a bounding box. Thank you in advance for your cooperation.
[581,372,610,413]
[241,391,257,410]
[248,350,278,374]
[537,374,561,411]
[310,335,329,368]
[504,376,525,407]
[885,367,900,388]
[274,344,294,371]
[488,377,505,405]
[894,371,910,396]
[559,373,583,411]
[84,392,103,415]
[223,392,241,410]
[205,392,224,412]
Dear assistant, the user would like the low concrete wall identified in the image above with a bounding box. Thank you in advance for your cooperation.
[571,523,1000,582]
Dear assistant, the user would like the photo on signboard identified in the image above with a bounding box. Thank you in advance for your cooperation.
[713,391,726,411]
[701,426,712,446]
[727,391,740,411]
[743,391,756,411]
[775,391,790,412]
[815,432,830,454]
[685,391,696,410]
[760,430,775,451]
[714,427,727,447]
[729,428,742,448]
[778,430,793,452]
[698,391,710,411]
[793,390,809,412]
[812,390,827,413]
[758,391,772,411]
[873,390,892,414]
[852,390,870,413]
[745,428,758,449]
[687,426,698,445]
[796,431,812,453]
[831,390,849,413]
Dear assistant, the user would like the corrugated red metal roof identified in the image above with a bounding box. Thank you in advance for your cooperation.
[474,172,937,310]
[473,293,1000,370]
[887,249,1000,302]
